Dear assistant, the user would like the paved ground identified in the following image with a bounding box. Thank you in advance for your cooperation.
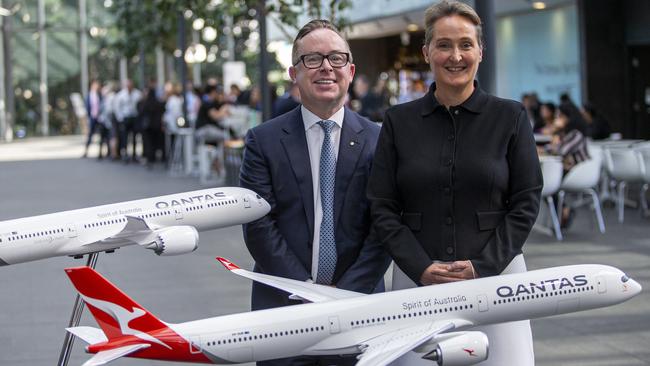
[0,136,648,366]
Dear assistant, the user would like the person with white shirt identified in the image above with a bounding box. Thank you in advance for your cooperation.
[239,19,390,366]
[114,79,143,162]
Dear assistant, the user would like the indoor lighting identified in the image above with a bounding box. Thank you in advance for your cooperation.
[532,2,546,10]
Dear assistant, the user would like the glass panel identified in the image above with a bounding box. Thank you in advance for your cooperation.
[11,31,40,138]
[12,2,38,29]
[47,31,80,135]
[46,0,79,28]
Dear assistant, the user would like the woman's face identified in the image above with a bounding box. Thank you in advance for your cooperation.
[541,105,554,120]
[423,15,482,91]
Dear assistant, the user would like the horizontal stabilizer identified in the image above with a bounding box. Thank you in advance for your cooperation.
[66,326,108,345]
[216,257,364,302]
[81,344,150,366]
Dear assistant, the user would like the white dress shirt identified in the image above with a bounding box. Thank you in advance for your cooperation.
[301,105,344,282]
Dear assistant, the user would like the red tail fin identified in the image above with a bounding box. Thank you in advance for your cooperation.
[64,266,168,341]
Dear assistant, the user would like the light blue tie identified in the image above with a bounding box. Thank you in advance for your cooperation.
[316,120,337,285]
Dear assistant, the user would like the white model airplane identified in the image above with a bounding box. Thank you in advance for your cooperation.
[65,257,641,366]
[0,188,269,266]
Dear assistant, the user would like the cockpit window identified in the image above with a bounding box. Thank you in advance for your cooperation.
[621,275,629,283]
[256,194,261,199]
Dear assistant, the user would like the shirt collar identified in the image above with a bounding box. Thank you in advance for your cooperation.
[302,105,344,131]
[421,80,488,116]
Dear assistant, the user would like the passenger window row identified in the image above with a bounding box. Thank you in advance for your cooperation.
[5,228,65,242]
[493,285,595,305]
[351,304,475,327]
[205,325,326,347]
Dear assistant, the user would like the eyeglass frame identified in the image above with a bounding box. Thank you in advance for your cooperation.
[293,52,351,69]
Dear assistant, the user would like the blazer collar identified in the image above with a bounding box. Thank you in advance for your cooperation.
[421,80,488,116]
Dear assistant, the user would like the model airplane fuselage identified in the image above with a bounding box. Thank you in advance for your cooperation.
[66,260,641,366]
[0,188,270,266]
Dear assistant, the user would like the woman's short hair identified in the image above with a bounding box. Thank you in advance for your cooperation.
[291,19,352,64]
[424,0,483,48]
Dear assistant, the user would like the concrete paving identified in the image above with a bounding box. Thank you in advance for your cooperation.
[0,136,648,366]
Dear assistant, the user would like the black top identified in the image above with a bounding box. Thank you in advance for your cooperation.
[196,100,225,130]
[368,82,542,284]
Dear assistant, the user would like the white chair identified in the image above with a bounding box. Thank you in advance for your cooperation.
[558,156,606,234]
[604,146,644,223]
[634,147,650,216]
[540,157,564,240]
[197,142,224,185]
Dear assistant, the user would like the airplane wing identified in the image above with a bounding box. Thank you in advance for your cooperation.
[81,344,150,366]
[82,216,155,246]
[216,257,364,302]
[355,319,472,366]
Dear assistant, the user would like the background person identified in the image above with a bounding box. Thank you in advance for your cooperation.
[82,80,103,158]
[239,19,390,366]
[367,1,542,365]
[114,79,143,162]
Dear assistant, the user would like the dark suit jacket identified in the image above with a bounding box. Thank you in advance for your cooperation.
[240,106,390,310]
[368,83,542,284]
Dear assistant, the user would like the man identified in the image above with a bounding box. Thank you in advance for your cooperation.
[114,79,142,162]
[195,84,229,145]
[272,82,301,118]
[240,19,390,366]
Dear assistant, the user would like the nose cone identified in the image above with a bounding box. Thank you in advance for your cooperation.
[625,278,642,298]
[257,195,271,216]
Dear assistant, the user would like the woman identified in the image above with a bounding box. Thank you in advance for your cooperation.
[537,102,557,135]
[367,1,542,365]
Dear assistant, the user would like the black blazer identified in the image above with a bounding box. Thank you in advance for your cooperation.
[368,83,542,284]
[240,106,390,310]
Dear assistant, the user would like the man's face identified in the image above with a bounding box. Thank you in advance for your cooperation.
[289,29,355,114]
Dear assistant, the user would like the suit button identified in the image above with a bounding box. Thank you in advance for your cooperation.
[444,186,451,195]
[446,217,453,225]
[445,159,453,167]
[446,247,454,254]
[447,134,455,141]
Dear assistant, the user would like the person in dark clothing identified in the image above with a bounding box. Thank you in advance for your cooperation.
[272,83,301,118]
[582,103,612,140]
[195,84,230,144]
[140,88,166,167]
[367,2,541,365]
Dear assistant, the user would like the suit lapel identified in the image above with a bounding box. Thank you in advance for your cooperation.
[280,110,315,238]
[334,109,365,227]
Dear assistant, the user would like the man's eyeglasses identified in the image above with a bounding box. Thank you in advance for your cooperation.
[293,52,350,69]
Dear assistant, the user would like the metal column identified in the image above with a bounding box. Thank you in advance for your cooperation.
[38,0,49,136]
[257,0,271,122]
[79,0,88,99]
[0,5,6,142]
[475,0,496,95]
[2,3,13,142]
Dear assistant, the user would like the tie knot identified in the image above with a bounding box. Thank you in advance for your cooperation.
[318,120,336,134]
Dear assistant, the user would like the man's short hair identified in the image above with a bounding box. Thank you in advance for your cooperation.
[291,19,353,65]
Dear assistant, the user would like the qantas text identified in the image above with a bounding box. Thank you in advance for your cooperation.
[496,275,588,298]
[155,192,227,209]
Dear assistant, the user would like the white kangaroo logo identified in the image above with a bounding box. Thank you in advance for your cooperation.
[82,295,172,349]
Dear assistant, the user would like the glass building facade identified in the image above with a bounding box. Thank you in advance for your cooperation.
[1,0,117,140]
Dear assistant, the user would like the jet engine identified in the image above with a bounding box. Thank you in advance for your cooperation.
[420,331,489,366]
[146,226,199,256]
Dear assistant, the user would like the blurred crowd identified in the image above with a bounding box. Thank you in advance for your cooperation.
[81,78,274,168]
